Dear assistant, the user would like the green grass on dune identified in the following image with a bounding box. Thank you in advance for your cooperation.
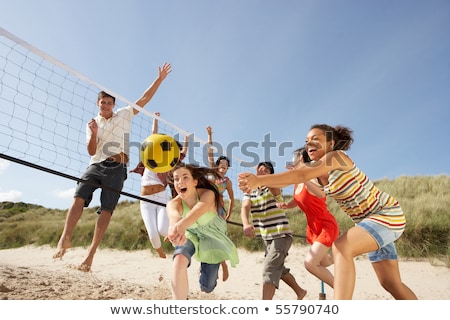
[1,175,448,266]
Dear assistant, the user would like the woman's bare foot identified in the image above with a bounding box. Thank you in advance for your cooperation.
[221,261,229,281]
[156,247,166,259]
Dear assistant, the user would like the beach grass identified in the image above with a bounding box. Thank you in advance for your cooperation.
[1,175,448,266]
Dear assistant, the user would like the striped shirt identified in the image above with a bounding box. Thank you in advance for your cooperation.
[242,187,292,240]
[324,165,406,231]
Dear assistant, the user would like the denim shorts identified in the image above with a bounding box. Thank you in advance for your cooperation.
[74,160,127,213]
[173,239,220,293]
[357,220,403,262]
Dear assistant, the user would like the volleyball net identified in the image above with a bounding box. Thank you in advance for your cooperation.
[0,27,248,207]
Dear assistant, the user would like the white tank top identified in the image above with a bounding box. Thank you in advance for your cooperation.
[141,168,164,186]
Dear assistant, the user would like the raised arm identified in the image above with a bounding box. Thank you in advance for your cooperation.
[180,133,189,157]
[133,63,172,115]
[206,125,215,168]
[152,112,160,134]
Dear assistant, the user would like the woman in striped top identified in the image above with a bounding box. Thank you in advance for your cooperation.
[238,124,417,300]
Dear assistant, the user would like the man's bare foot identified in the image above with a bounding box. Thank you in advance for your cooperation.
[156,247,166,259]
[78,254,94,272]
[52,248,67,260]
[52,240,71,260]
[297,288,307,300]
[221,261,229,281]
[77,263,91,272]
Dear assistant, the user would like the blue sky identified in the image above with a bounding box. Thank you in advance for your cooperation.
[0,0,449,209]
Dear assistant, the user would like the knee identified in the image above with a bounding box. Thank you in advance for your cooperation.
[72,197,86,209]
[377,276,399,294]
[199,278,217,293]
[173,254,189,270]
[332,241,349,261]
[303,254,315,272]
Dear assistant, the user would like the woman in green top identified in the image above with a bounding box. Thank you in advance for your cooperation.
[166,163,239,300]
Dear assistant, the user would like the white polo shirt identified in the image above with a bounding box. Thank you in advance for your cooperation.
[86,105,134,165]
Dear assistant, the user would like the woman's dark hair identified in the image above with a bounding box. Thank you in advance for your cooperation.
[257,161,275,174]
[167,162,221,210]
[310,124,354,151]
[215,155,230,167]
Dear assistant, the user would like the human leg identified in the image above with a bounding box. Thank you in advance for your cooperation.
[220,261,229,281]
[78,209,112,271]
[53,196,86,259]
[372,259,417,299]
[304,241,334,288]
[332,226,378,299]
[156,200,169,239]
[262,237,306,300]
[156,193,169,258]
[281,272,307,300]
[199,262,220,293]
[140,198,164,256]
[171,240,195,299]
[360,221,417,299]
[172,254,190,299]
[216,205,229,281]
[53,165,100,260]
[78,164,124,271]
[261,239,280,300]
[262,283,277,300]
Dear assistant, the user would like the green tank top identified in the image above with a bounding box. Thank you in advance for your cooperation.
[181,193,239,267]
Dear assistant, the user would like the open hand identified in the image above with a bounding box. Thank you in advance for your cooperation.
[238,172,257,193]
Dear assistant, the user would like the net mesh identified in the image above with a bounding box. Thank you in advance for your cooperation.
[0,27,245,206]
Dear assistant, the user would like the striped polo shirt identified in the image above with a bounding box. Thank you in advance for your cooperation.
[324,165,406,231]
[243,187,292,240]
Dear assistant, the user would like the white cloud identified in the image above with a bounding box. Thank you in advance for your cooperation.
[0,159,10,174]
[53,188,76,199]
[0,190,22,202]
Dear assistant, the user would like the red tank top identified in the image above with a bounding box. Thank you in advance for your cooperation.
[293,185,339,245]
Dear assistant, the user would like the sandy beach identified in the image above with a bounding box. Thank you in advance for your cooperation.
[0,245,448,300]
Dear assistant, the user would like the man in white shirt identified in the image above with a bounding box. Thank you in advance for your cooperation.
[53,63,172,271]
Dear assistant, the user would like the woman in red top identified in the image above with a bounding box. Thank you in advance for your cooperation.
[278,148,339,288]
